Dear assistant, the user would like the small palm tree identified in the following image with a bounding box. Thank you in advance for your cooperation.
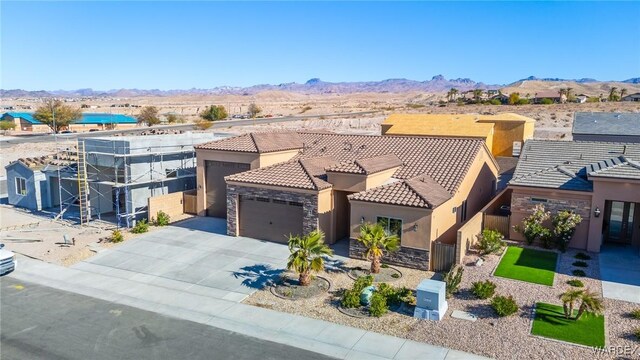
[575,289,604,320]
[286,230,333,286]
[609,87,619,102]
[559,289,583,319]
[620,88,628,100]
[357,222,400,274]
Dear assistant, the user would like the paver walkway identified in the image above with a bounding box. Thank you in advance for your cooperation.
[7,217,489,359]
[599,245,640,304]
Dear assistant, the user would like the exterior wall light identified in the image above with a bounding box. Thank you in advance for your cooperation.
[594,207,601,218]
[360,216,365,224]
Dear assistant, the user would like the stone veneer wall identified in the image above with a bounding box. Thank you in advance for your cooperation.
[226,184,319,236]
[349,239,430,271]
[511,194,591,219]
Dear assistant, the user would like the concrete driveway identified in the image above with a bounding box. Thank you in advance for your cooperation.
[73,217,291,302]
[599,245,640,304]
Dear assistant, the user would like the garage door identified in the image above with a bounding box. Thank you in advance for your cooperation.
[205,160,250,217]
[239,196,304,243]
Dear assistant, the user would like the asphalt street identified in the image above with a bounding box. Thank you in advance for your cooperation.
[0,111,377,145]
[0,277,335,360]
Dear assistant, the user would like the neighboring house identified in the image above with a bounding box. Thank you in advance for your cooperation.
[6,155,76,211]
[1,112,51,132]
[489,93,509,104]
[195,131,499,270]
[0,112,139,132]
[572,112,640,143]
[508,140,640,253]
[380,113,535,157]
[622,92,640,102]
[533,90,566,104]
[5,132,224,225]
[575,94,590,103]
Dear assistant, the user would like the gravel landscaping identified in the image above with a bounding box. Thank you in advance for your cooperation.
[243,245,640,359]
[271,273,331,300]
[348,265,403,283]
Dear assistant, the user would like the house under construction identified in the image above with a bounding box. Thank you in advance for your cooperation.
[5,132,228,227]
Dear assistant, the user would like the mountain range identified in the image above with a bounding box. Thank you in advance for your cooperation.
[2,75,639,98]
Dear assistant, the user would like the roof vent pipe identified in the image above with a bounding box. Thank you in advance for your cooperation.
[623,145,627,154]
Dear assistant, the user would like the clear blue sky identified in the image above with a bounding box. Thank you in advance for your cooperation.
[2,1,639,90]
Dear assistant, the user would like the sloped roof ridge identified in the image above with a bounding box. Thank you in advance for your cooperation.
[405,174,448,207]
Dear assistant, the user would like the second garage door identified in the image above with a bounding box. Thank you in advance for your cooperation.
[239,196,304,243]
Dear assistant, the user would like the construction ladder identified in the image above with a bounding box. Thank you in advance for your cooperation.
[76,140,90,225]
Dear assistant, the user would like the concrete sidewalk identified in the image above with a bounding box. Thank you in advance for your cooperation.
[8,257,488,360]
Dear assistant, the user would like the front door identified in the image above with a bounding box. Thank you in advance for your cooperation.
[604,201,635,244]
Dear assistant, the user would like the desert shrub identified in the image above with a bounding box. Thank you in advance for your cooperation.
[341,289,361,308]
[630,309,640,320]
[515,204,550,245]
[444,265,463,299]
[540,230,554,249]
[406,103,426,109]
[381,263,389,269]
[353,275,374,292]
[541,98,554,105]
[572,269,586,277]
[369,292,388,317]
[300,105,312,114]
[195,120,213,130]
[391,273,400,278]
[0,121,16,131]
[553,210,582,252]
[489,99,502,105]
[131,219,149,234]
[111,229,124,243]
[516,98,530,105]
[471,280,497,299]
[574,252,591,260]
[491,295,519,317]
[154,210,170,226]
[477,229,505,255]
[376,284,413,305]
[567,279,584,287]
[572,261,588,268]
[634,327,640,341]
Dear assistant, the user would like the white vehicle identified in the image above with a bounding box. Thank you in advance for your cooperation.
[0,244,17,275]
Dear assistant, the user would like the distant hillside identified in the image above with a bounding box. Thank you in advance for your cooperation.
[2,75,639,98]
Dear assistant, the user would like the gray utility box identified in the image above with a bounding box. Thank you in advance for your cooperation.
[414,279,448,321]
[416,279,445,310]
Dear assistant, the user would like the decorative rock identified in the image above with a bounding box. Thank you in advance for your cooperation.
[475,258,484,267]
[451,310,478,322]
[360,285,375,306]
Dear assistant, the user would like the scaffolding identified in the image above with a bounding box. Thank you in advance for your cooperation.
[54,133,216,228]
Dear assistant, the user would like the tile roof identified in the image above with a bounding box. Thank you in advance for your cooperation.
[327,153,403,174]
[220,132,485,205]
[348,175,451,209]
[226,158,334,190]
[196,132,304,153]
[572,112,640,136]
[587,156,640,179]
[510,140,640,191]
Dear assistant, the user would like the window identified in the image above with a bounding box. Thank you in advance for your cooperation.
[461,200,468,222]
[165,169,177,178]
[377,216,402,240]
[15,177,27,196]
[256,197,270,202]
[531,198,548,203]
[273,199,287,205]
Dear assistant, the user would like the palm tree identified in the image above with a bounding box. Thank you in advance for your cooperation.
[559,289,583,319]
[575,289,604,320]
[620,88,628,100]
[450,88,459,101]
[446,89,453,102]
[609,87,619,102]
[473,89,483,103]
[357,222,400,273]
[566,87,574,101]
[286,230,333,286]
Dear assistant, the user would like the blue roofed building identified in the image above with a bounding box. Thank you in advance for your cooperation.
[1,112,139,132]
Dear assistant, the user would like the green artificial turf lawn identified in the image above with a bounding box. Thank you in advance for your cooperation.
[531,302,605,348]
[494,246,557,285]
